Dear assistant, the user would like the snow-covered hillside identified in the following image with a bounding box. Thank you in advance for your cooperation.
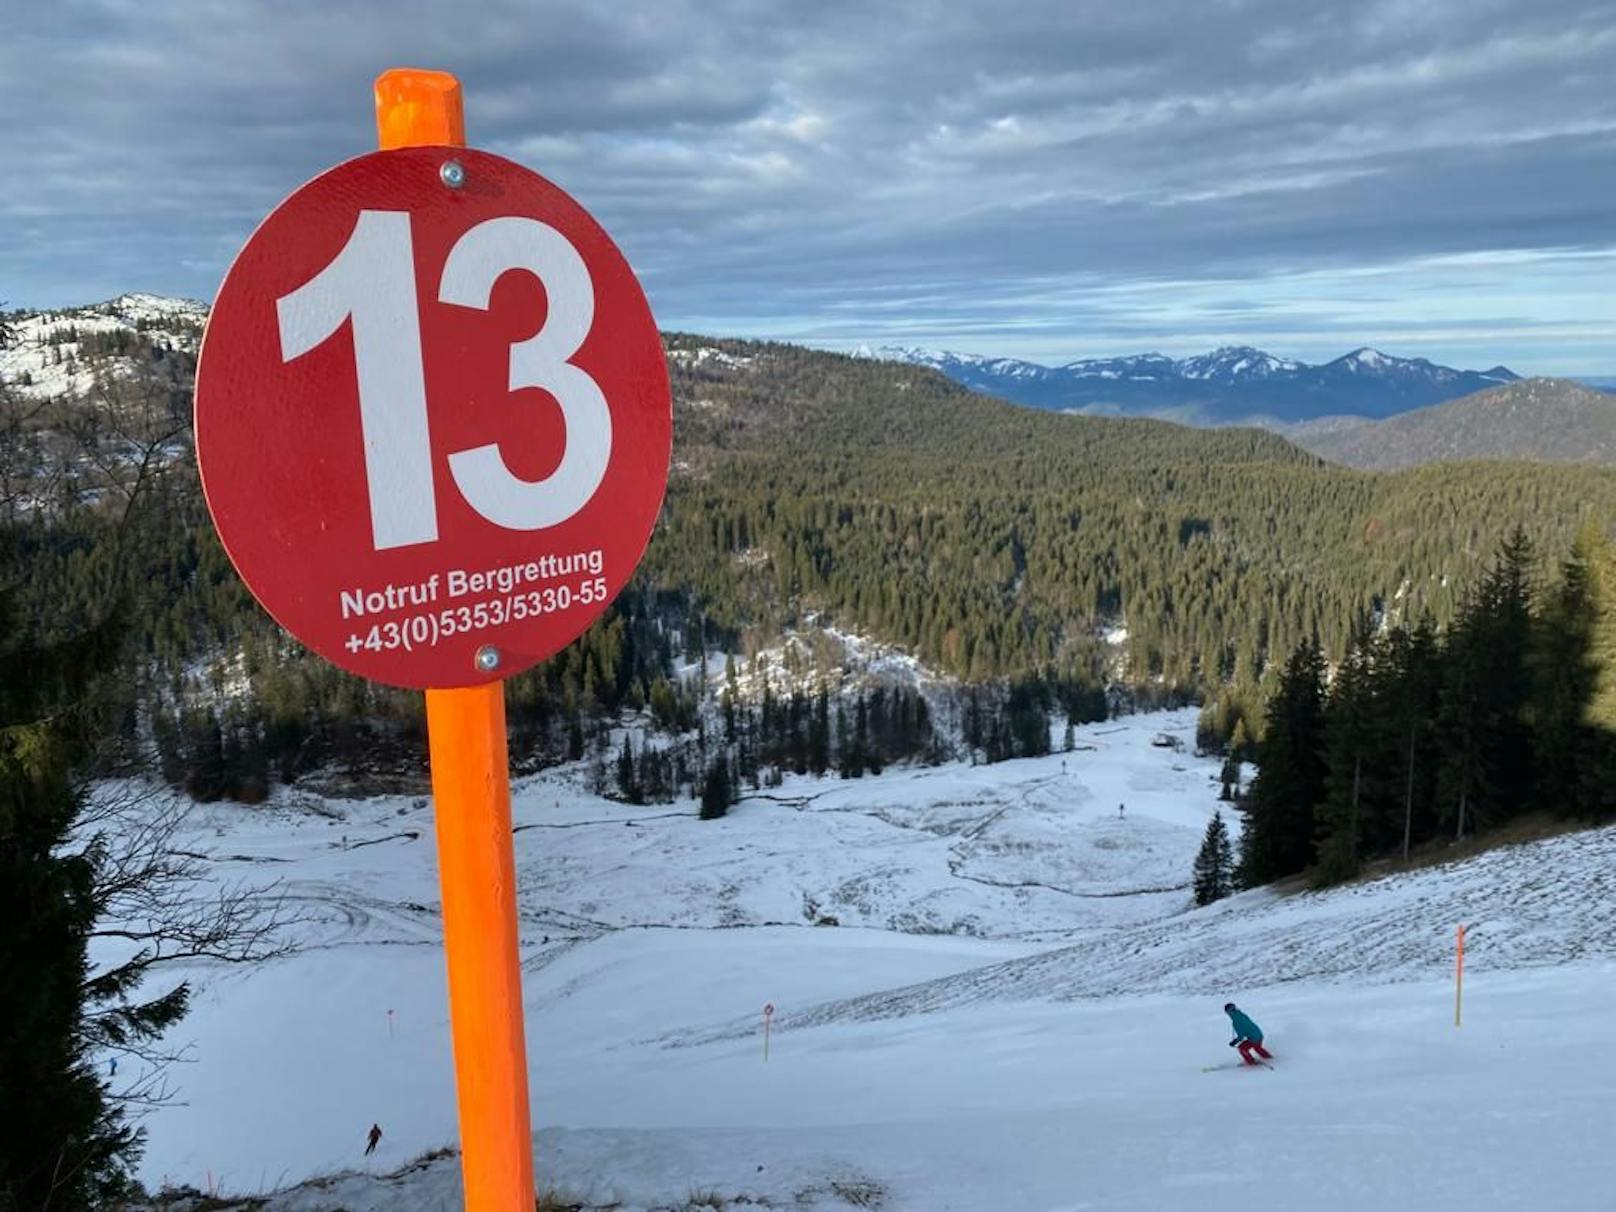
[1,293,205,399]
[120,710,1616,1211]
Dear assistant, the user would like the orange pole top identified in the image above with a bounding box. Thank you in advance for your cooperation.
[375,68,466,149]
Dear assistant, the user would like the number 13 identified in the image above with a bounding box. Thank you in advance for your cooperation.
[277,210,612,550]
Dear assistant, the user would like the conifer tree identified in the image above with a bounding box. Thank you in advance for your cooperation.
[700,756,732,820]
[1575,523,1616,819]
[648,677,679,731]
[839,694,868,778]
[616,736,640,804]
[1192,811,1235,906]
[1437,602,1488,841]
[1484,527,1539,821]
[855,693,871,774]
[567,708,585,762]
[1219,749,1240,801]
[1237,636,1327,886]
[809,685,830,776]
[1437,534,1536,839]
[0,584,157,1206]
[1533,523,1602,817]
[1315,615,1380,884]
[1386,616,1442,860]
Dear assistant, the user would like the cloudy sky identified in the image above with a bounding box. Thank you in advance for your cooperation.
[5,0,1616,373]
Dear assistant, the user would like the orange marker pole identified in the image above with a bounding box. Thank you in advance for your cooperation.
[1455,923,1466,1028]
[376,68,536,1211]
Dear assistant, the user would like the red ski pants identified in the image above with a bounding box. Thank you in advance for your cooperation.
[1238,1039,1272,1064]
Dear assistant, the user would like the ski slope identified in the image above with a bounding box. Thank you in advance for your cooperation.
[118,710,1616,1210]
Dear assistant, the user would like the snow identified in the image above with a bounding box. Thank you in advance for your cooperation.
[666,346,753,371]
[114,709,1616,1210]
[712,622,938,706]
[1,294,206,399]
[854,347,1054,384]
[1063,353,1177,378]
[872,344,1526,400]
[1180,347,1304,381]
[1343,348,1390,371]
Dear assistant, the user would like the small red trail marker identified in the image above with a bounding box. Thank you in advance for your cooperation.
[1456,923,1466,1027]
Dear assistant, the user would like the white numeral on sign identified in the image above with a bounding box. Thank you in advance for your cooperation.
[440,218,612,530]
[276,209,613,550]
[278,211,438,550]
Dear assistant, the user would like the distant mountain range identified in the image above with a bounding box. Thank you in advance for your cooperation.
[859,344,1521,425]
[1288,378,1616,471]
[8,297,1614,478]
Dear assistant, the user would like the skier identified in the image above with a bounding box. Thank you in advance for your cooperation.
[1118,802,1125,819]
[1224,1002,1273,1065]
[364,1123,382,1156]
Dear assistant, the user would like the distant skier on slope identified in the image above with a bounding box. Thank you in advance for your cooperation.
[364,1123,382,1156]
[1224,1002,1273,1065]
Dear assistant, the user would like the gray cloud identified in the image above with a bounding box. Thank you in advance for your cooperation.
[4,0,1615,371]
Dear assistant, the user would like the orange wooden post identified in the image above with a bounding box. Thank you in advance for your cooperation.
[426,684,533,1208]
[376,68,536,1211]
[1455,923,1466,1028]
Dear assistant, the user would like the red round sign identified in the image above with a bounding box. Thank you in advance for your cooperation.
[196,146,671,689]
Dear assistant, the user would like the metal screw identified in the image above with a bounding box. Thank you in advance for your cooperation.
[440,159,466,189]
[474,645,500,672]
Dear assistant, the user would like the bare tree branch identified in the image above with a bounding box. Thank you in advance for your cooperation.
[69,780,310,1107]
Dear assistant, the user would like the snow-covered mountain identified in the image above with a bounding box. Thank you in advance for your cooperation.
[1176,346,1302,383]
[859,343,1520,425]
[852,345,1065,393]
[1,292,205,400]
[1,294,205,517]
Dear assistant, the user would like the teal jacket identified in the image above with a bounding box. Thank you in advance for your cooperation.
[1226,1007,1262,1043]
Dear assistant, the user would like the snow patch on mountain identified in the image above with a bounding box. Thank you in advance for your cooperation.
[1178,346,1302,381]
[1341,347,1390,370]
[668,345,754,371]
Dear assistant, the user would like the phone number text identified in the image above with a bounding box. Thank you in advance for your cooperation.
[342,578,609,654]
